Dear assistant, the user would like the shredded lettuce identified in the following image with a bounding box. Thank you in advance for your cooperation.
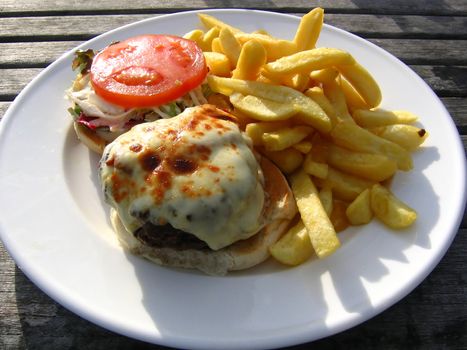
[72,49,95,75]
[67,104,83,120]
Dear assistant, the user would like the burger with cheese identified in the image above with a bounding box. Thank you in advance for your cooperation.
[99,105,296,275]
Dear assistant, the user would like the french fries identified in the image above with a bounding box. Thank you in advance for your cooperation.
[230,93,296,121]
[198,13,241,34]
[218,27,242,67]
[235,32,297,61]
[337,62,382,108]
[261,147,304,174]
[293,7,324,51]
[370,124,429,151]
[232,40,267,80]
[330,120,413,171]
[269,220,313,266]
[207,76,332,133]
[345,188,372,225]
[290,170,340,258]
[353,109,418,127]
[203,52,230,77]
[262,125,313,151]
[263,47,355,78]
[191,7,427,267]
[326,143,398,182]
[370,184,417,229]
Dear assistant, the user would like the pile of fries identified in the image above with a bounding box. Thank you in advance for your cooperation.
[184,8,428,266]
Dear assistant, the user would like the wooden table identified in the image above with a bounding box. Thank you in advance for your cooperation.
[1,1,466,349]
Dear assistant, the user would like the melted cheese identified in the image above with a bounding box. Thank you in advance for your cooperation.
[99,106,266,250]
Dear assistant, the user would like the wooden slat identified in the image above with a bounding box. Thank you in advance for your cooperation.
[0,14,153,41]
[0,41,82,67]
[2,39,466,68]
[0,102,9,119]
[442,97,467,134]
[1,14,467,42]
[0,68,43,99]
[410,65,467,97]
[1,0,466,16]
[368,39,467,65]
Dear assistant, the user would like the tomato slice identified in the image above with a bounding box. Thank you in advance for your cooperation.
[90,34,208,108]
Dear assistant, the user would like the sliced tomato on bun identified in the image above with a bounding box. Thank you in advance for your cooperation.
[91,35,208,108]
[66,34,210,154]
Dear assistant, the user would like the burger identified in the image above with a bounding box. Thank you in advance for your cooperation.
[66,34,210,154]
[99,105,297,275]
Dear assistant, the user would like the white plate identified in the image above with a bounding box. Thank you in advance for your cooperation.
[0,9,465,350]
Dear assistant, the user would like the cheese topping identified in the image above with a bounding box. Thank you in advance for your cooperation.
[99,105,266,250]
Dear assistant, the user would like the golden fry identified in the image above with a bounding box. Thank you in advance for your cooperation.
[370,125,429,151]
[269,220,313,266]
[322,79,353,122]
[183,29,204,44]
[293,140,313,154]
[327,143,398,182]
[294,7,324,51]
[282,73,310,92]
[322,167,375,202]
[232,40,267,80]
[235,32,297,61]
[200,27,220,51]
[245,121,291,145]
[262,126,313,151]
[330,120,413,171]
[290,170,340,258]
[309,68,339,84]
[198,13,241,33]
[211,37,223,53]
[303,153,329,179]
[353,109,419,128]
[337,62,382,108]
[230,93,297,121]
[219,27,242,67]
[339,76,369,111]
[304,86,337,126]
[207,76,332,133]
[370,184,417,229]
[264,47,355,77]
[346,188,373,225]
[261,147,304,174]
[203,52,230,77]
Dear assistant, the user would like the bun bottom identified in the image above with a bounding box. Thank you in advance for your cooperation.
[73,122,107,154]
[74,121,123,154]
[111,209,292,275]
[109,156,297,275]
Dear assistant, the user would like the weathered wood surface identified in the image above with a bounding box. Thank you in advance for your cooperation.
[1,14,467,40]
[1,0,466,15]
[0,1,466,349]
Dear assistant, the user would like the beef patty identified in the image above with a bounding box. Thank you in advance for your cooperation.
[134,222,209,250]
